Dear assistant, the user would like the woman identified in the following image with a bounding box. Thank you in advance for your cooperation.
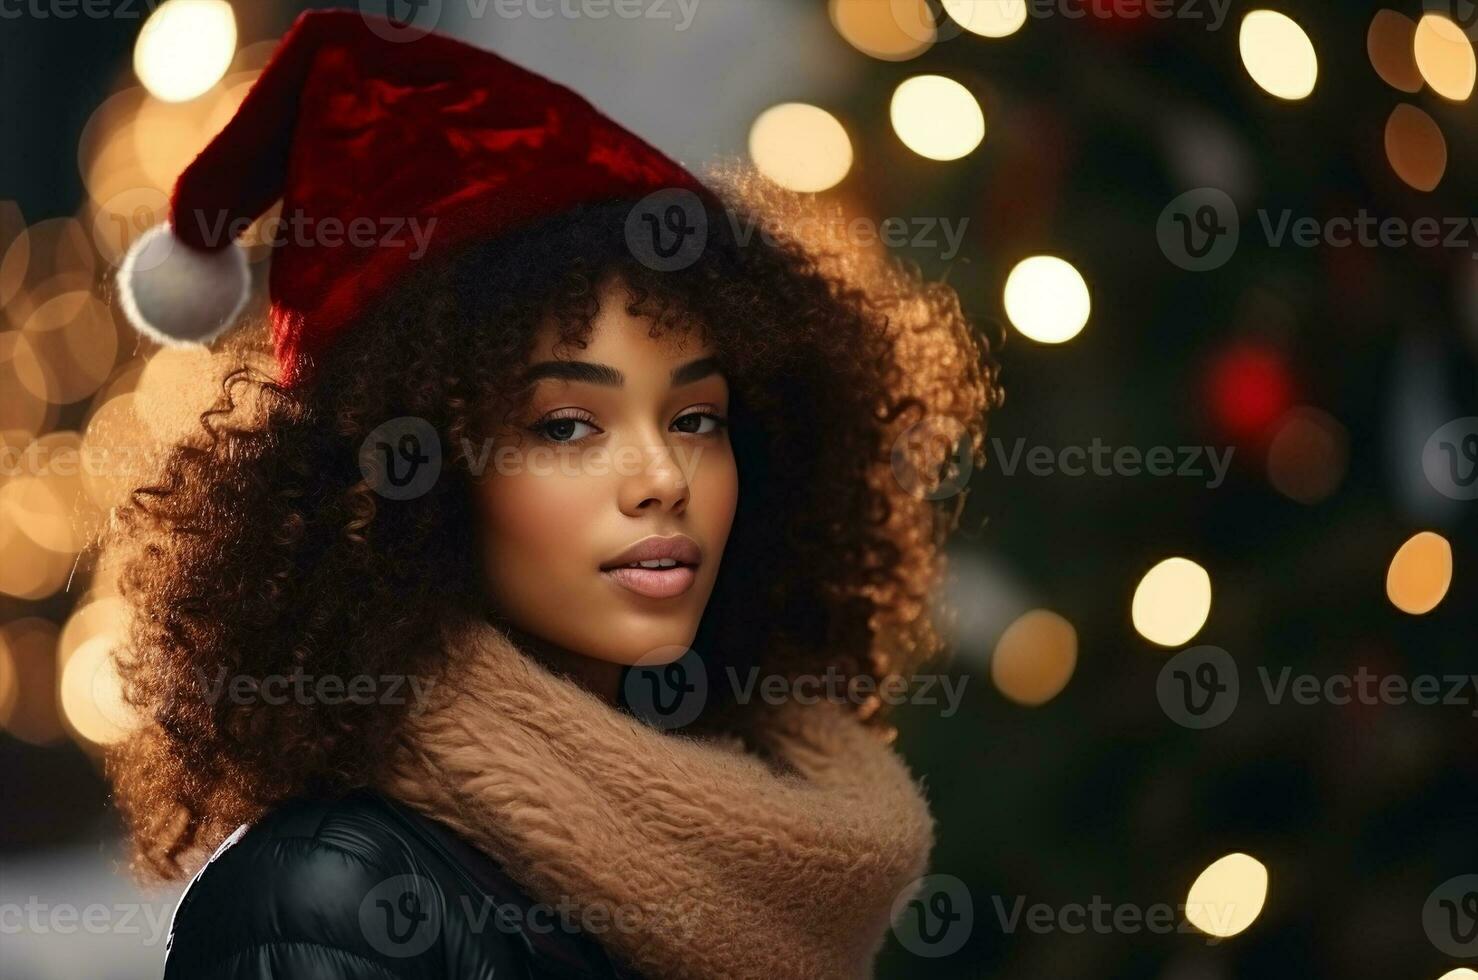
[104,10,997,979]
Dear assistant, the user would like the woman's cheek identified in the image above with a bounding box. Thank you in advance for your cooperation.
[695,441,739,529]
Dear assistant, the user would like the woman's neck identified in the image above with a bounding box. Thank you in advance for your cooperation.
[499,622,626,706]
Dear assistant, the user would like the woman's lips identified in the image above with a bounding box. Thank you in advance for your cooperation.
[602,564,697,599]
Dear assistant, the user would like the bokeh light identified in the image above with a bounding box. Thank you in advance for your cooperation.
[0,200,30,308]
[944,0,1027,38]
[60,595,131,669]
[133,0,237,103]
[1384,103,1448,192]
[1413,13,1476,101]
[1385,531,1453,615]
[1185,853,1269,938]
[0,619,65,745]
[889,75,985,161]
[1239,10,1318,100]
[1266,407,1348,504]
[1132,557,1213,647]
[828,0,934,61]
[1003,256,1090,344]
[1207,342,1295,441]
[59,633,137,747]
[1367,10,1422,93]
[991,609,1078,706]
[749,103,854,193]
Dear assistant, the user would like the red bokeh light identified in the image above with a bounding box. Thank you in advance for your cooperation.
[1206,343,1295,441]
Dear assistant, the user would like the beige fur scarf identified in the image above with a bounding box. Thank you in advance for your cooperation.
[377,613,936,979]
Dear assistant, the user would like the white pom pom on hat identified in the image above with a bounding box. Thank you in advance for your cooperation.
[117,223,251,347]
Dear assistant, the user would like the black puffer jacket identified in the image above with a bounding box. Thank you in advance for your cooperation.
[161,788,630,979]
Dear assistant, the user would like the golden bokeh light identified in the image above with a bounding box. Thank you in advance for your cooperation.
[1367,10,1422,93]
[0,200,28,309]
[828,0,934,61]
[133,344,275,443]
[1266,407,1348,504]
[60,594,131,670]
[890,75,985,161]
[1437,970,1478,980]
[1003,256,1090,344]
[1185,853,1269,938]
[4,329,57,405]
[944,0,1027,38]
[0,526,72,600]
[1,431,102,555]
[10,217,95,289]
[0,633,14,730]
[87,357,150,421]
[1384,103,1448,192]
[0,618,66,744]
[20,291,120,405]
[133,0,238,103]
[991,609,1078,706]
[78,87,151,207]
[1239,10,1319,100]
[134,93,227,189]
[1386,530,1453,615]
[0,365,54,439]
[1413,13,1476,101]
[749,103,854,193]
[80,392,158,513]
[60,632,138,747]
[1132,557,1213,647]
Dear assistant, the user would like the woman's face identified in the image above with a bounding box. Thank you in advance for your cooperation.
[472,277,738,667]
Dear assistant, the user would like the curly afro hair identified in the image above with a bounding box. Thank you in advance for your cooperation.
[103,165,1001,881]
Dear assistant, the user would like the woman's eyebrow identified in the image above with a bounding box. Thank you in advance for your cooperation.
[519,355,721,387]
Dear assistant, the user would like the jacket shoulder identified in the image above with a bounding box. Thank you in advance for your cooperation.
[162,792,456,980]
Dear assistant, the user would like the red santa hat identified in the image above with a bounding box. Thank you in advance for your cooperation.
[116,8,716,386]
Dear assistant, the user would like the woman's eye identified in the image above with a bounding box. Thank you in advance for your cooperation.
[532,415,598,442]
[673,411,728,436]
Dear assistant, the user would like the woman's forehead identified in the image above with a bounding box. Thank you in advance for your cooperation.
[529,288,715,367]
